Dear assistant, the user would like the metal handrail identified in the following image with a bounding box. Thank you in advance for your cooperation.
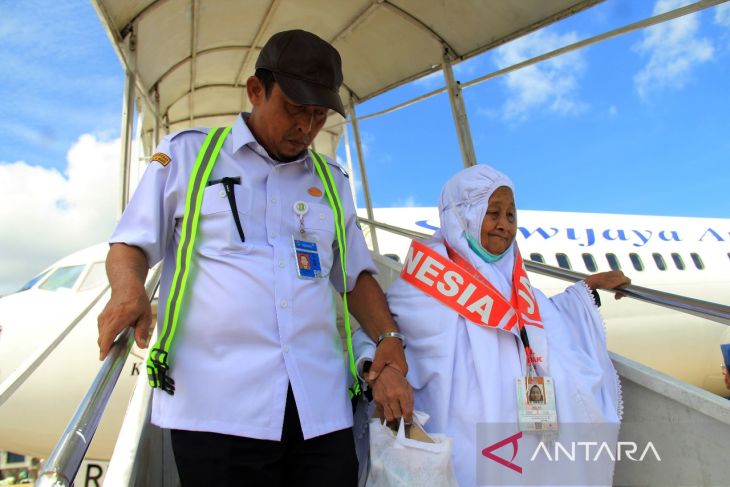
[36,266,162,487]
[358,217,730,327]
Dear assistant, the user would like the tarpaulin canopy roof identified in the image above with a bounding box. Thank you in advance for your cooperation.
[92,0,601,156]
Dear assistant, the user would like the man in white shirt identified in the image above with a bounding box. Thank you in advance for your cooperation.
[97,29,411,486]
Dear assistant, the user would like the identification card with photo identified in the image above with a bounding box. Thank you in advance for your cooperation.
[293,236,323,279]
[516,375,558,432]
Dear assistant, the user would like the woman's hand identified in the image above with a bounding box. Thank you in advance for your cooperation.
[584,270,631,300]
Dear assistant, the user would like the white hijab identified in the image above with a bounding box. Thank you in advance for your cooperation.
[436,164,516,299]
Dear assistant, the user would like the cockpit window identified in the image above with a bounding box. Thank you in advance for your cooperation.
[38,265,85,291]
[530,253,544,263]
[17,269,50,292]
[78,262,108,291]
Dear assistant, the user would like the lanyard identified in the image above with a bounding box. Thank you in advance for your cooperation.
[445,243,542,375]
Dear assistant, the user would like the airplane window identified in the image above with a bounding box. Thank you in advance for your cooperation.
[629,253,644,271]
[556,253,571,270]
[79,262,108,291]
[606,253,621,270]
[38,265,85,291]
[652,253,667,271]
[16,269,50,292]
[671,253,685,270]
[582,253,597,272]
[530,253,545,263]
[6,452,25,463]
[690,253,704,270]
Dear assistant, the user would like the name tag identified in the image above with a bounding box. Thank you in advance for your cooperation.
[516,376,558,432]
[293,237,323,279]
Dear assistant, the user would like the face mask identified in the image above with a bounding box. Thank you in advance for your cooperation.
[465,232,507,263]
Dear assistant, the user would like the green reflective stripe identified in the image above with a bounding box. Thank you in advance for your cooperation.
[148,127,230,387]
[309,150,361,398]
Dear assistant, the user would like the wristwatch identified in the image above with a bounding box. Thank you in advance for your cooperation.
[377,331,406,349]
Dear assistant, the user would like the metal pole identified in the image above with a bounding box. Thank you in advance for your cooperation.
[35,268,162,487]
[342,122,357,205]
[153,86,161,148]
[443,50,476,168]
[348,102,379,253]
[119,69,135,216]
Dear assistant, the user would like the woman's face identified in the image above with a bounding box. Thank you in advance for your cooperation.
[529,385,543,402]
[480,186,517,254]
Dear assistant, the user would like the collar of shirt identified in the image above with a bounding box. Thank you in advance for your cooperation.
[232,113,314,172]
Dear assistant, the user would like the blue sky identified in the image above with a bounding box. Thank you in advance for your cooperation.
[0,0,729,293]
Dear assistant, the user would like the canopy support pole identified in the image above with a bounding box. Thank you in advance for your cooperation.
[442,50,476,168]
[348,101,379,254]
[342,122,357,205]
[119,69,136,216]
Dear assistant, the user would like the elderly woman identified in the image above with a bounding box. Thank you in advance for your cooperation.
[356,165,628,486]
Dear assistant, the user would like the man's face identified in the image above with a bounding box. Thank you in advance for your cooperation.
[247,77,329,161]
[479,186,517,254]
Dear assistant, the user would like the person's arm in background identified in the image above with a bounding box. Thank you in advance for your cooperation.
[348,272,413,422]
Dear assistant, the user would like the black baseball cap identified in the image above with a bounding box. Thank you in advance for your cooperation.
[256,29,346,117]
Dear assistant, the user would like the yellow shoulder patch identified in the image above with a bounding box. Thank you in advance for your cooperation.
[151,152,171,167]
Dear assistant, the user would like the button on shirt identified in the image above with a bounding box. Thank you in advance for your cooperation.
[111,114,376,440]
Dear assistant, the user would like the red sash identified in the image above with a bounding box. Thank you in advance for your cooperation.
[401,240,544,340]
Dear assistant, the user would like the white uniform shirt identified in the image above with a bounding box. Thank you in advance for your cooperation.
[111,114,376,440]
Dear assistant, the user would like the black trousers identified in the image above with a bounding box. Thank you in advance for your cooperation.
[170,385,358,486]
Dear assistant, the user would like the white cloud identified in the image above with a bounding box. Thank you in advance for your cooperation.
[494,29,587,121]
[0,134,119,294]
[715,3,730,28]
[633,0,714,99]
[608,105,619,117]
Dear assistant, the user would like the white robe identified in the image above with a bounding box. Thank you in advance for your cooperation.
[355,240,622,487]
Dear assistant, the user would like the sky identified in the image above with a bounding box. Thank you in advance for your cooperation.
[0,0,729,294]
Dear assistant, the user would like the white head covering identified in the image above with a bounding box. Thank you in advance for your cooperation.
[436,164,516,298]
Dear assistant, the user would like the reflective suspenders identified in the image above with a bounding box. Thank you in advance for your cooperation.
[146,131,360,399]
[309,150,361,399]
[147,127,231,393]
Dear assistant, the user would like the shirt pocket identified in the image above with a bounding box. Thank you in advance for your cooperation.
[197,183,253,255]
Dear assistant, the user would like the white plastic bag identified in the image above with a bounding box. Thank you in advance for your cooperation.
[366,414,458,487]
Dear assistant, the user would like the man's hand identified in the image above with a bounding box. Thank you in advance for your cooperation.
[97,243,152,360]
[97,285,153,360]
[368,362,413,423]
[346,272,413,421]
[584,270,631,300]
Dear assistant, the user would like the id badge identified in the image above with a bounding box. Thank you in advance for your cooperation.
[516,376,558,432]
[293,236,323,279]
